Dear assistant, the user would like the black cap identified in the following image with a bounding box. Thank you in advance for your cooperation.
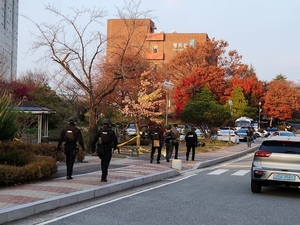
[68,116,77,122]
[102,118,111,124]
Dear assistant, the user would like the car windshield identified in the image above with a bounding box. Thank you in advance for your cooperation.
[219,130,234,134]
[266,127,278,131]
[235,121,251,127]
[260,141,300,154]
[279,132,295,136]
[237,129,247,133]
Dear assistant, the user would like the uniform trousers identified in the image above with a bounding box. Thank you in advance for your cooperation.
[64,143,77,177]
[186,144,196,160]
[173,141,179,159]
[150,146,161,162]
[165,143,174,161]
[98,147,112,181]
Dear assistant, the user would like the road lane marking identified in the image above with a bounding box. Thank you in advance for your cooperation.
[208,169,228,175]
[231,170,250,176]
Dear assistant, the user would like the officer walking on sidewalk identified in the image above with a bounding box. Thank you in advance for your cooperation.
[150,125,163,164]
[185,127,198,161]
[163,125,176,162]
[57,116,85,180]
[92,118,118,182]
[246,127,253,147]
[171,124,180,159]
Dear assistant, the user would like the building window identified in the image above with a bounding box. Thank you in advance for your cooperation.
[152,45,158,53]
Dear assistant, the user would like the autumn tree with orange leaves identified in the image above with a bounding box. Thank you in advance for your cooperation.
[119,71,164,146]
[229,66,265,108]
[164,38,253,116]
[27,1,154,151]
[174,66,226,115]
[264,79,300,126]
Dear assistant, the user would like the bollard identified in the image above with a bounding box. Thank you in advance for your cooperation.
[172,159,182,171]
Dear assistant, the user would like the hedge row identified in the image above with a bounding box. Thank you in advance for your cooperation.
[0,156,57,186]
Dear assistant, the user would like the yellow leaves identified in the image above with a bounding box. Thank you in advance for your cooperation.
[138,87,162,103]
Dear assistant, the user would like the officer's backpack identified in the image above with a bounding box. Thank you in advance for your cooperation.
[152,132,160,140]
[65,129,76,143]
[152,132,160,147]
[98,129,111,145]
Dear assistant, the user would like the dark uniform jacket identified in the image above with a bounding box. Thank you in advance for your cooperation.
[150,128,163,148]
[92,127,118,153]
[185,130,198,147]
[58,124,84,150]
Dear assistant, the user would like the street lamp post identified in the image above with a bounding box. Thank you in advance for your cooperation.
[163,80,174,127]
[228,100,233,143]
[258,102,262,129]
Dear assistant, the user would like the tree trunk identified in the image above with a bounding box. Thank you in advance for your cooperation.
[87,108,98,152]
[270,117,273,127]
[135,122,140,147]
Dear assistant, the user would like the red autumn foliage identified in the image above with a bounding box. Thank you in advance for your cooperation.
[264,80,300,121]
[174,66,226,115]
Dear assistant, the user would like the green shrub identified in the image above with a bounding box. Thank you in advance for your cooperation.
[0,141,58,186]
[0,141,57,157]
[0,149,34,166]
[0,93,18,141]
[0,156,57,186]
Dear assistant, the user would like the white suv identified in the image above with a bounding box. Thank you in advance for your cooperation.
[251,136,300,193]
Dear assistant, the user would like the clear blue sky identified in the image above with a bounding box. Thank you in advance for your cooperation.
[18,0,300,83]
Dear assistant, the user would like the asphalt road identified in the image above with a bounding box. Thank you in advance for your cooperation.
[14,153,300,225]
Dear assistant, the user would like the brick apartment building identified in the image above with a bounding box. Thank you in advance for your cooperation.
[106,19,209,122]
[106,18,209,66]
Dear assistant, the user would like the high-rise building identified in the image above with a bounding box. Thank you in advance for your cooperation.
[0,0,18,80]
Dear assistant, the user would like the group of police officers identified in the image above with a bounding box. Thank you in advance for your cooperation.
[58,117,199,182]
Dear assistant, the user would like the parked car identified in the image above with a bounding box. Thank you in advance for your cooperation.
[251,136,300,193]
[217,129,240,144]
[177,125,186,135]
[125,124,136,136]
[236,128,254,142]
[266,126,278,135]
[195,129,204,139]
[271,131,296,137]
[255,129,269,138]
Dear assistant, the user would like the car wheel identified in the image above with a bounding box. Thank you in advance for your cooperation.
[251,180,262,193]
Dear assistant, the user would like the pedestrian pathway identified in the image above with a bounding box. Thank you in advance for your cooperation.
[0,143,260,224]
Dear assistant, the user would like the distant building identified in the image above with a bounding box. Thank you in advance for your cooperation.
[106,19,209,66]
[0,0,19,80]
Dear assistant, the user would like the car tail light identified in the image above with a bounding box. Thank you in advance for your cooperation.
[253,170,264,178]
[230,134,235,137]
[254,150,271,157]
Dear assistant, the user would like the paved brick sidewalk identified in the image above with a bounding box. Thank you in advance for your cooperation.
[0,143,259,224]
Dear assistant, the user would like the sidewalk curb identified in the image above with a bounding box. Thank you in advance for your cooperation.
[0,170,179,223]
[195,146,259,169]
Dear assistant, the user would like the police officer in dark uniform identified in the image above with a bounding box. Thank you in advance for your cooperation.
[163,125,176,162]
[57,116,85,180]
[150,125,163,164]
[185,127,198,161]
[92,118,118,182]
